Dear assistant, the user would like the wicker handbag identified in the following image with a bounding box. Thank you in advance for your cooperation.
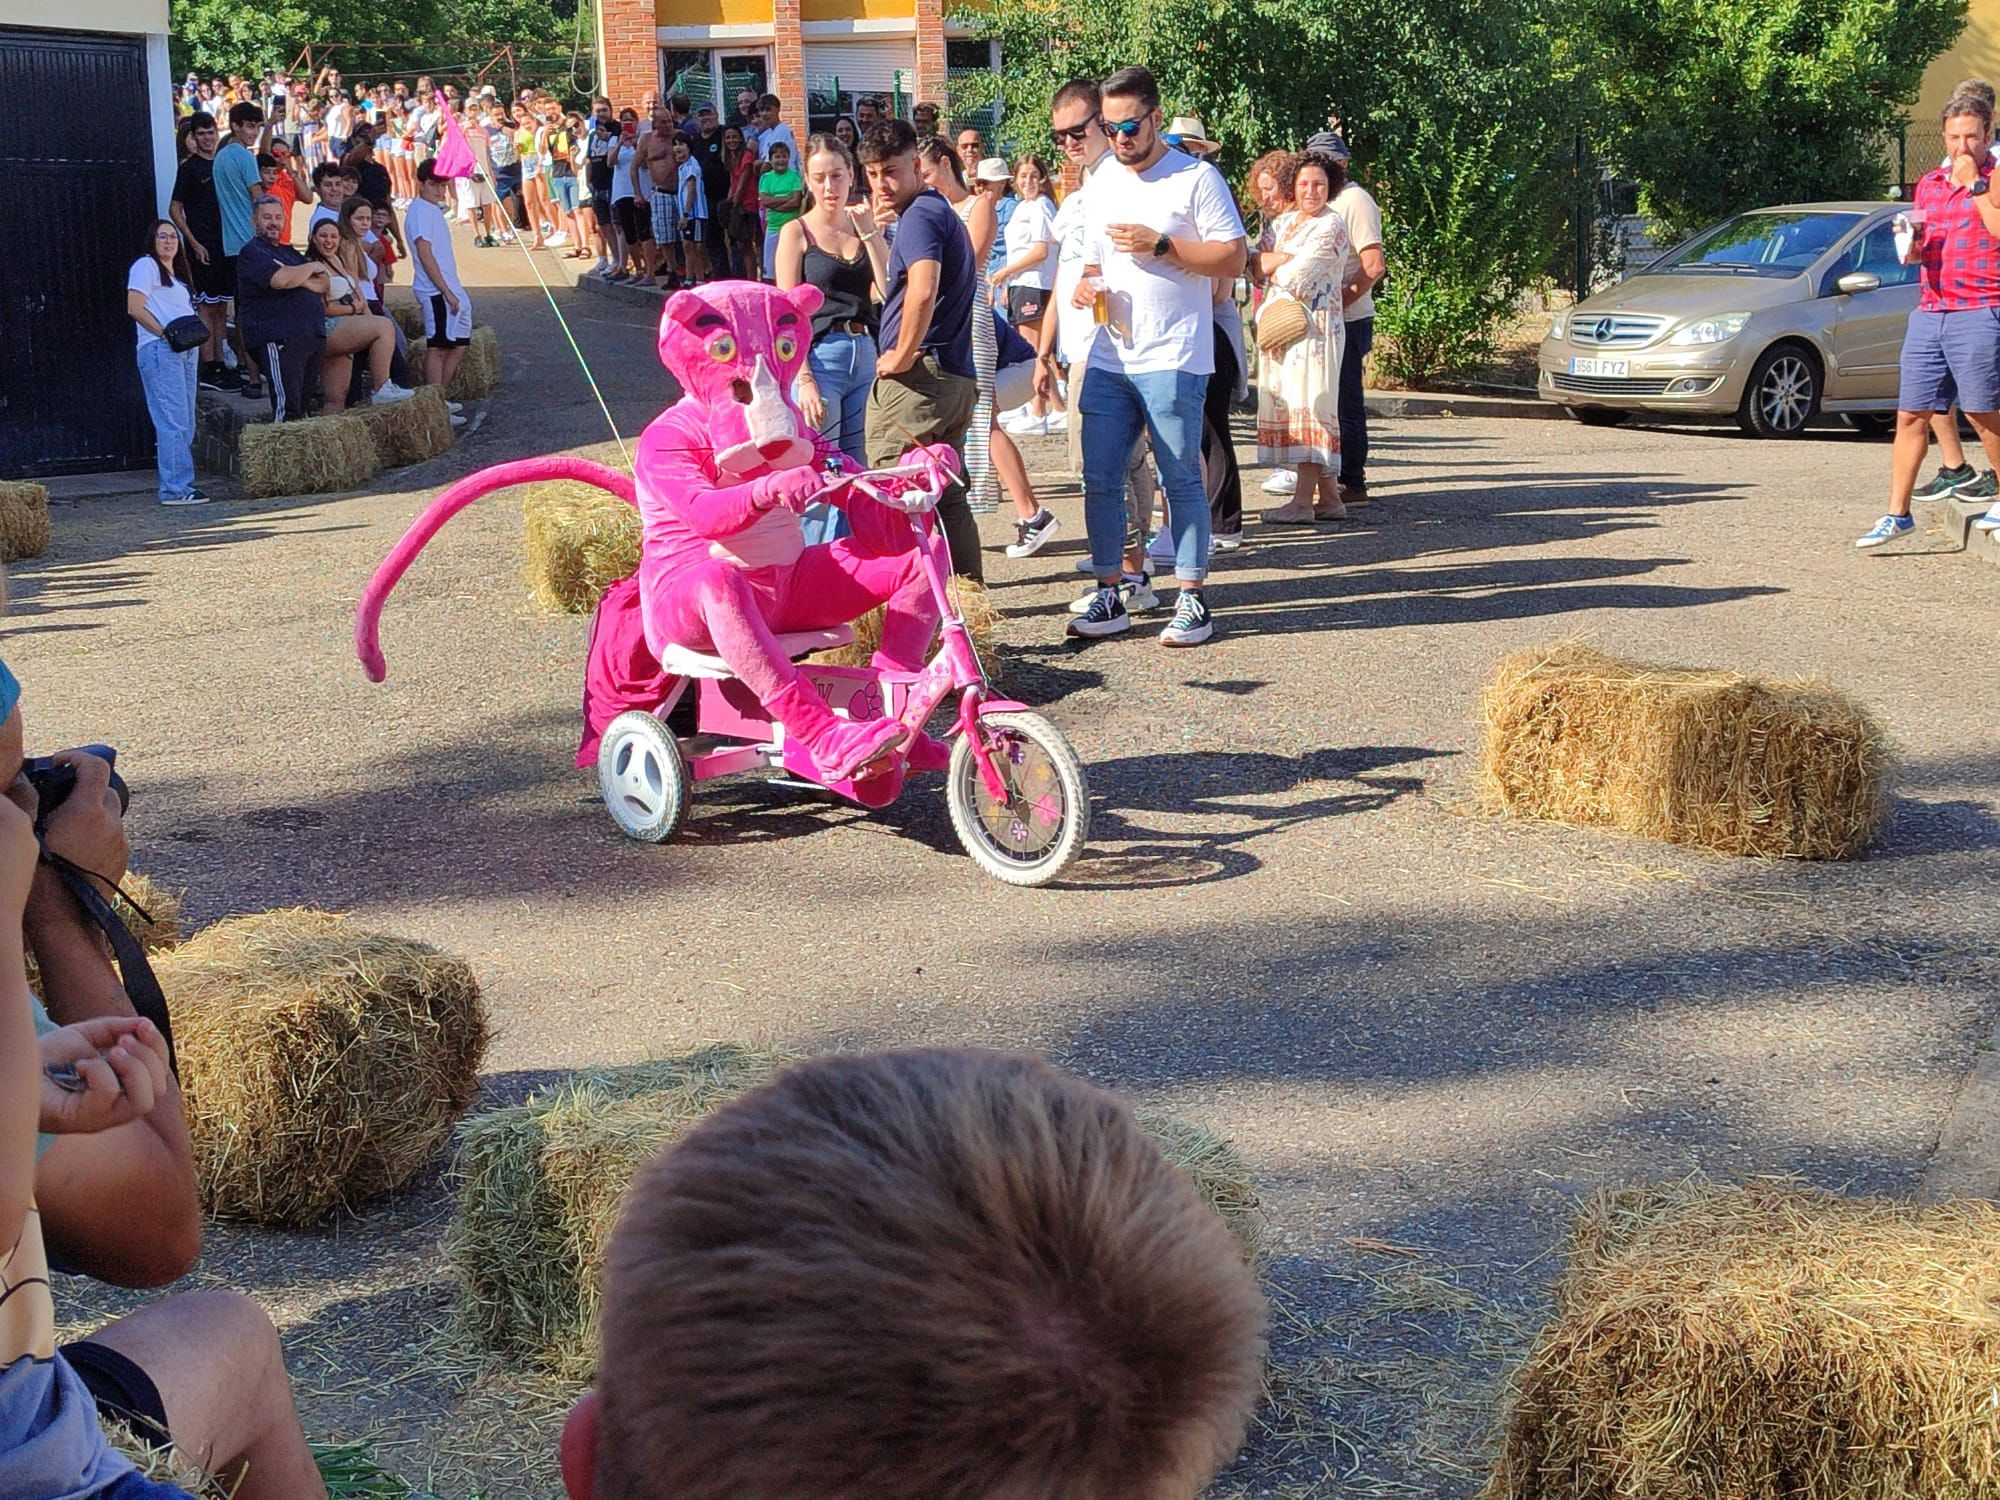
[1255,292,1310,357]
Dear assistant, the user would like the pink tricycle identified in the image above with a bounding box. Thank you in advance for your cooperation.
[596,455,1089,886]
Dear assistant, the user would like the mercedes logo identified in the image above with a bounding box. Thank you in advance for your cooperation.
[1590,317,1614,342]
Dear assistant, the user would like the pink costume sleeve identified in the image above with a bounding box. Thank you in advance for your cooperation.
[635,401,777,540]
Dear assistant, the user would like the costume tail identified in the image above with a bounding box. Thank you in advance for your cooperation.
[356,455,636,682]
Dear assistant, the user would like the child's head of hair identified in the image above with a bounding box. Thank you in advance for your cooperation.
[570,1048,1267,1500]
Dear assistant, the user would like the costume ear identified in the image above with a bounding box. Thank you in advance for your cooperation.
[661,289,714,335]
[785,283,825,321]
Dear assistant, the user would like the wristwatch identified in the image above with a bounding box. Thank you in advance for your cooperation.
[1977,177,1992,198]
[1153,232,1171,257]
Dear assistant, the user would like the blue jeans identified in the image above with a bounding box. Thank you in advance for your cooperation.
[137,339,199,502]
[800,330,877,545]
[1079,365,1210,583]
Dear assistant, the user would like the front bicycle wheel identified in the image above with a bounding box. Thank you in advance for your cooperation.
[946,711,1090,887]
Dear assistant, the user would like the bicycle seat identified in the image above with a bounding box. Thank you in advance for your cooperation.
[657,626,855,680]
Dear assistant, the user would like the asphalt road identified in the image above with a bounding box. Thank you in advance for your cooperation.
[28,239,2000,1497]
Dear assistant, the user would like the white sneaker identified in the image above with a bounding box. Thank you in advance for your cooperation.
[1068,575,1157,614]
[372,382,418,404]
[1042,410,1069,432]
[448,412,467,428]
[1146,526,1176,565]
[1976,502,2000,532]
[1213,531,1242,551]
[445,400,464,415]
[1262,469,1297,495]
[546,231,570,246]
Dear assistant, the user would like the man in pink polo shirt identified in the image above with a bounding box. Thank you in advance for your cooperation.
[1859,91,2000,547]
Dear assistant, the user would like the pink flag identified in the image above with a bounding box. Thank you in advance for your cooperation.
[431,90,477,179]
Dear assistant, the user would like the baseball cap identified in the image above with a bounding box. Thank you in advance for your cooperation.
[1304,128,1350,162]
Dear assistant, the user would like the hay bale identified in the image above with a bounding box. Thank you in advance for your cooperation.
[521,483,641,613]
[1486,1180,2000,1500]
[387,298,426,341]
[114,872,185,953]
[0,481,51,563]
[406,324,500,402]
[238,413,381,500]
[161,909,488,1226]
[352,385,454,469]
[446,1047,1263,1376]
[105,1418,230,1498]
[1476,641,1889,859]
[813,576,1000,668]
[448,1045,784,1374]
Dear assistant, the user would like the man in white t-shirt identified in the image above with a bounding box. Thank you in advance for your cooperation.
[1329,167,1385,506]
[1036,78,1156,597]
[408,160,473,392]
[754,94,797,165]
[1068,65,1244,648]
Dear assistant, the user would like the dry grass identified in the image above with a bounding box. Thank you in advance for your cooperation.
[405,324,499,403]
[106,1418,235,1497]
[162,909,488,1227]
[239,413,381,500]
[115,872,185,952]
[447,1047,1265,1380]
[1477,640,1891,859]
[353,386,454,469]
[0,481,52,562]
[1486,1179,2000,1500]
[812,576,1000,667]
[521,483,640,614]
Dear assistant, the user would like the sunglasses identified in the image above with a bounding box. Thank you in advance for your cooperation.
[1050,122,1094,145]
[1102,117,1148,139]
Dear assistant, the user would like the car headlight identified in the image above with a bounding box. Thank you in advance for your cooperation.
[1548,312,1569,341]
[1668,314,1750,346]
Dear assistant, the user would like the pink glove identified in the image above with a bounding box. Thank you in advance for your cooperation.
[904,443,962,484]
[754,464,825,515]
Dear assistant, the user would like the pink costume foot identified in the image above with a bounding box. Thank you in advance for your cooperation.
[904,731,952,772]
[806,716,907,781]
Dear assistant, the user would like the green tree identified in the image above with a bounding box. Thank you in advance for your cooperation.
[1580,0,1967,242]
[169,0,570,80]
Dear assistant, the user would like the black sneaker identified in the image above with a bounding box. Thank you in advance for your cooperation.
[1955,470,1999,501]
[1065,584,1130,639]
[197,363,226,391]
[1912,463,1977,501]
[1005,508,1063,559]
[212,367,245,393]
[1159,589,1214,647]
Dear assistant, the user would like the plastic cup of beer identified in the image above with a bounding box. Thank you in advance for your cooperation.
[1089,276,1110,326]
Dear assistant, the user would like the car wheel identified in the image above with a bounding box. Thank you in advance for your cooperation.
[1846,412,1894,437]
[1736,343,1821,438]
[1564,407,1629,427]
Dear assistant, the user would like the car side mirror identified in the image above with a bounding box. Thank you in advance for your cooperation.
[1835,271,1881,295]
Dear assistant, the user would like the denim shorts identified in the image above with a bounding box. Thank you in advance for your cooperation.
[1898,306,2000,413]
[552,175,581,214]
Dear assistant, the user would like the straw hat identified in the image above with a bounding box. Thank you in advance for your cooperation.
[973,156,1012,184]
[1166,116,1219,154]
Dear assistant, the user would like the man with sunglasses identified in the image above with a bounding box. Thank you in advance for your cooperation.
[1068,66,1245,647]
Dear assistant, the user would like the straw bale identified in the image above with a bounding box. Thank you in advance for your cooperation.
[105,1419,232,1497]
[812,577,1000,667]
[447,1048,1263,1376]
[114,872,185,953]
[0,481,51,562]
[521,484,640,613]
[352,385,454,469]
[448,1045,784,1374]
[1486,1179,2000,1500]
[387,299,426,341]
[162,909,488,1226]
[447,325,501,401]
[1477,640,1889,859]
[238,413,381,500]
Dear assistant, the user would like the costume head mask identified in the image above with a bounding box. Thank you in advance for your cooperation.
[658,282,823,478]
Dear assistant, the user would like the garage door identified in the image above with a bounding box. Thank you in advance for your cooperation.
[802,39,914,118]
[0,27,156,475]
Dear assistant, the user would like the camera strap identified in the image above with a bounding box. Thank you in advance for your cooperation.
[38,849,177,1078]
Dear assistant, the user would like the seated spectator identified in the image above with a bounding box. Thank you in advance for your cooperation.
[561,1048,1267,1500]
[0,658,327,1499]
[236,194,330,421]
[304,218,414,409]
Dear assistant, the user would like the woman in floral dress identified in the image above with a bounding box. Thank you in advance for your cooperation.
[1255,150,1353,525]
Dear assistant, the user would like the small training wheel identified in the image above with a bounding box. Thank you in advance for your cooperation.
[598,711,691,844]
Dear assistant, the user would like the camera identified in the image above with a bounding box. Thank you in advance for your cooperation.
[22,745,128,821]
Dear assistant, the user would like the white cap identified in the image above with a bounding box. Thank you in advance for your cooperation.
[973,155,1011,184]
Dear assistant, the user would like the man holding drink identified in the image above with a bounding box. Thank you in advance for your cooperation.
[1858,91,2000,547]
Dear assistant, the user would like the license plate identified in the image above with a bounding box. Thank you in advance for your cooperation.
[1570,357,1629,378]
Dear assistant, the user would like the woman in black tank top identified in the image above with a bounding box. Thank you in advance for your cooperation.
[775,134,891,542]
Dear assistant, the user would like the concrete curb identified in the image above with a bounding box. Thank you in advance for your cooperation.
[1922,1027,2000,1200]
[1363,389,1556,420]
[571,268,670,311]
[1915,492,2000,573]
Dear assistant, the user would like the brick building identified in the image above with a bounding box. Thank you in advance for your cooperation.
[596,0,995,137]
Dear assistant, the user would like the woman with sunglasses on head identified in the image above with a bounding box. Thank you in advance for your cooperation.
[126,220,208,506]
[776,134,889,542]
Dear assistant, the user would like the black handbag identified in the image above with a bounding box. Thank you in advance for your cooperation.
[163,314,208,353]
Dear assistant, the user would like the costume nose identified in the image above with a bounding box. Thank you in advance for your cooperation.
[741,356,798,447]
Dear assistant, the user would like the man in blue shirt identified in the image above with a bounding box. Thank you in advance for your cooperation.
[237,196,330,422]
[211,103,268,395]
[859,118,983,579]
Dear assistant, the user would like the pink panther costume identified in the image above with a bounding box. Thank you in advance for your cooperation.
[356,282,950,780]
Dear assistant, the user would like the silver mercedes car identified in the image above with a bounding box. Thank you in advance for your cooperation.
[1537,203,1917,437]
